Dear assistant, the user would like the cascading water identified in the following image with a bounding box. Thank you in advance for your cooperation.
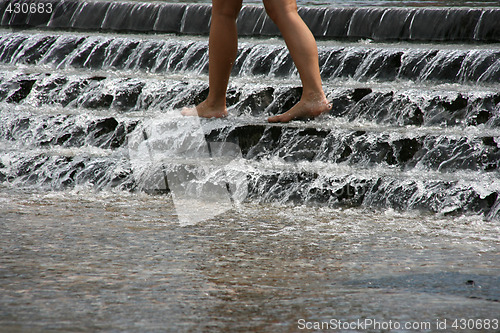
[1,8,499,217]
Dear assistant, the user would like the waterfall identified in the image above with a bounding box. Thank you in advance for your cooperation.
[0,32,498,83]
[1,1,499,42]
[0,1,499,219]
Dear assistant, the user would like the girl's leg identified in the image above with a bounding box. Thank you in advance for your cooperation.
[263,0,330,122]
[182,0,243,118]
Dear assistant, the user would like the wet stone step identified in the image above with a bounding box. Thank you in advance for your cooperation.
[2,107,500,174]
[0,72,209,112]
[207,124,500,173]
[247,170,500,219]
[1,1,499,42]
[0,32,499,84]
[1,150,498,219]
[0,112,138,149]
[0,72,499,128]
[0,151,134,191]
[131,155,500,218]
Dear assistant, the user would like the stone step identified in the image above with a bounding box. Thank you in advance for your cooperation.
[1,148,498,219]
[0,70,499,128]
[0,32,499,84]
[1,1,499,42]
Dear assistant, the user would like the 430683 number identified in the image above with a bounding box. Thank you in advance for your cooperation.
[5,2,53,15]
[452,319,499,330]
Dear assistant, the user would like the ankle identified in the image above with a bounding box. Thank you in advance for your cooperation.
[301,90,328,104]
[300,94,328,106]
[203,96,227,110]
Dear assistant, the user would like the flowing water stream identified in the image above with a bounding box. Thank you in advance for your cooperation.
[0,1,499,331]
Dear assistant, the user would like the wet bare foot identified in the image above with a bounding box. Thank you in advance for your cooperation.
[268,98,332,123]
[181,101,228,118]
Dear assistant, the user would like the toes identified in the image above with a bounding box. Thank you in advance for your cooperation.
[268,100,331,123]
[181,107,198,117]
[268,110,302,123]
[181,106,229,118]
[268,114,290,123]
[267,115,280,123]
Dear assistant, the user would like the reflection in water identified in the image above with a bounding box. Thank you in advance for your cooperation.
[1,188,498,331]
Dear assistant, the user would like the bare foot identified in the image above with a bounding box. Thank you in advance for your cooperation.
[268,98,332,123]
[181,101,228,118]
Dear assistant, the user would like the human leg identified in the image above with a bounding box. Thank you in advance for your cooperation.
[182,0,242,118]
[263,0,330,122]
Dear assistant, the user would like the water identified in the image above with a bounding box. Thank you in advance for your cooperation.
[1,187,499,332]
[1,0,500,331]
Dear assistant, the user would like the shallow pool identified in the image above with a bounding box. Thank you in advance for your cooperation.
[1,187,498,332]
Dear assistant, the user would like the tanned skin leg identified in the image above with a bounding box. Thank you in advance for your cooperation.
[183,0,329,122]
[181,0,242,118]
[264,0,330,123]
